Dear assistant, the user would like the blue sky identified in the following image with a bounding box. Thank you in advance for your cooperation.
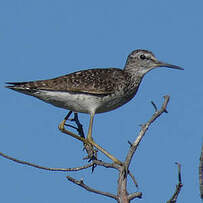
[0,0,203,202]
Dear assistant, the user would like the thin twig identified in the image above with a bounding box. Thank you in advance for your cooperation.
[199,144,203,199]
[93,160,120,170]
[128,140,133,147]
[151,100,158,112]
[66,175,118,200]
[128,192,142,200]
[166,162,183,203]
[175,162,182,183]
[125,95,170,169]
[0,151,93,172]
[128,170,138,188]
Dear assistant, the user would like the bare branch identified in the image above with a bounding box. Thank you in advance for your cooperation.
[1,96,173,202]
[125,95,170,169]
[66,175,118,200]
[128,192,142,200]
[166,162,183,203]
[0,151,93,172]
[128,170,138,188]
[93,160,120,170]
[175,162,182,183]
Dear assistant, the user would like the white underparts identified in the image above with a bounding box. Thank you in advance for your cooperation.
[33,90,136,114]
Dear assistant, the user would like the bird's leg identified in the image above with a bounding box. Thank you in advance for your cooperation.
[59,111,97,161]
[58,111,73,130]
[73,113,97,161]
[58,111,88,144]
[87,113,94,141]
[73,113,85,138]
[59,111,122,165]
[87,113,123,165]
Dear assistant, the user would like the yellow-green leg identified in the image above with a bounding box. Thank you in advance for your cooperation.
[58,111,122,165]
[58,111,87,144]
[87,113,122,165]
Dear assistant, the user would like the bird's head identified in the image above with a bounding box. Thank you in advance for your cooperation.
[124,49,183,76]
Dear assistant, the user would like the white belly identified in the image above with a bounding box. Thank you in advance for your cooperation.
[33,90,135,114]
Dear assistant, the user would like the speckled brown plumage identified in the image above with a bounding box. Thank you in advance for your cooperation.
[6,68,131,95]
[6,49,183,113]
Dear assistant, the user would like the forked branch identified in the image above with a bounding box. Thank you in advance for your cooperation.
[166,162,183,203]
[115,95,170,202]
[125,95,170,169]
[66,175,118,200]
[1,95,179,202]
[0,151,93,172]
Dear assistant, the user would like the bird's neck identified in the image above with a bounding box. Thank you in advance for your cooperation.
[124,63,147,78]
[122,69,144,98]
[124,67,144,80]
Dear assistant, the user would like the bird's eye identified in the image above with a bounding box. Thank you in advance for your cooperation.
[140,54,146,60]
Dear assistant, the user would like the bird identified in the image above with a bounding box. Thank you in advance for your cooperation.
[6,49,183,164]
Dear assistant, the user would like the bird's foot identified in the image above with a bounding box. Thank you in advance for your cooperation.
[58,119,66,131]
[83,142,98,161]
[87,139,123,166]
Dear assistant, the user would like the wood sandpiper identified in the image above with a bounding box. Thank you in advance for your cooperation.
[6,49,183,165]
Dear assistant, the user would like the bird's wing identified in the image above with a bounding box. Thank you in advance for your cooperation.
[6,68,126,95]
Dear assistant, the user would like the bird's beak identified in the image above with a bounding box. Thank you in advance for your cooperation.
[155,61,184,70]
